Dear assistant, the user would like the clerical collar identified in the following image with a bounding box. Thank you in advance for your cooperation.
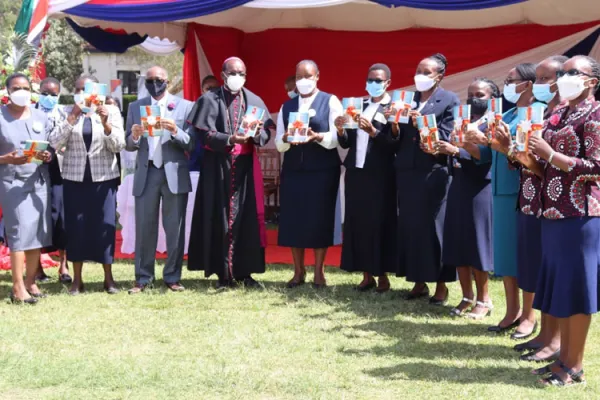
[367,93,391,106]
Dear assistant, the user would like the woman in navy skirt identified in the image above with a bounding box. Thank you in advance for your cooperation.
[276,60,342,289]
[509,56,566,361]
[49,75,125,295]
[437,78,497,318]
[526,55,600,386]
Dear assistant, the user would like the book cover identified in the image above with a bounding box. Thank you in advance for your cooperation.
[486,98,503,139]
[80,82,108,114]
[452,104,471,144]
[416,114,438,151]
[388,90,415,124]
[141,105,164,137]
[342,97,363,129]
[287,112,310,143]
[20,140,49,165]
[516,104,546,152]
[238,106,265,137]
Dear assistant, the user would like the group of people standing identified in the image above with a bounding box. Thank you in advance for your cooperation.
[0,50,599,388]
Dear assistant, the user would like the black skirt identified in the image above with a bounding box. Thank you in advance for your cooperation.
[63,178,118,264]
[341,167,396,275]
[278,167,340,249]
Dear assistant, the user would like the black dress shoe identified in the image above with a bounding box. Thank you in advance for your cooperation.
[487,319,520,333]
[104,285,120,295]
[59,273,73,284]
[429,289,449,306]
[215,280,233,291]
[35,274,51,283]
[242,277,263,289]
[511,321,538,341]
[10,291,38,305]
[520,349,560,363]
[286,279,305,289]
[514,341,542,353]
[355,280,376,292]
[28,291,48,299]
[313,282,327,289]
[405,285,430,300]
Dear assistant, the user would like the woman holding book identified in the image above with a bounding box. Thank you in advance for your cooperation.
[464,63,541,337]
[49,75,125,295]
[276,60,342,289]
[525,55,600,387]
[337,63,397,292]
[386,53,459,304]
[435,78,498,318]
[508,56,567,362]
[0,73,53,304]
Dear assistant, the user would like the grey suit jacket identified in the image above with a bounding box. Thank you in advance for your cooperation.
[125,94,194,196]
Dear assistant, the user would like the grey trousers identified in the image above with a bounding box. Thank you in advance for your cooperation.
[134,166,188,284]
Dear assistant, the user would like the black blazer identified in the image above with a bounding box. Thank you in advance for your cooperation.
[338,98,396,172]
[387,87,459,172]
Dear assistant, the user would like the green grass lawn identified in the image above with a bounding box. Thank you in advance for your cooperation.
[0,263,598,399]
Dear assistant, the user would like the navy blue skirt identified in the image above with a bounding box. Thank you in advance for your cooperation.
[534,217,600,318]
[278,167,340,249]
[63,179,118,264]
[517,213,542,293]
[43,183,67,252]
[442,168,493,272]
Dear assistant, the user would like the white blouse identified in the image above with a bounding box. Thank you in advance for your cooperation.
[355,93,390,168]
[275,90,342,153]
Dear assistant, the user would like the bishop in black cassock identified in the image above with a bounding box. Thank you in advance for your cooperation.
[187,57,273,290]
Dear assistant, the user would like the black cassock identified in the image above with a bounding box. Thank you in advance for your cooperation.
[187,87,272,280]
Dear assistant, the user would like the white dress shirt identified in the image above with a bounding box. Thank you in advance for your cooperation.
[148,95,168,165]
[355,94,390,168]
[275,90,342,153]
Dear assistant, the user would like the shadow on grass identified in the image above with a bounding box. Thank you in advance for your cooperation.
[365,362,535,387]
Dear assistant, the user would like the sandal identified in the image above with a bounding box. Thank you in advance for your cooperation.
[466,301,493,320]
[532,361,559,377]
[539,362,585,387]
[449,297,474,317]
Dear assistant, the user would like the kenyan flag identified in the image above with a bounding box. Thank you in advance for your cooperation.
[14,0,49,45]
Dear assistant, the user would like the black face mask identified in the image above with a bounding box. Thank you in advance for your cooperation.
[467,97,488,119]
[145,80,168,98]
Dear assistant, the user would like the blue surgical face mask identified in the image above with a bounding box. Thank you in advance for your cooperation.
[532,83,556,103]
[287,90,298,99]
[39,94,59,111]
[503,83,523,104]
[366,81,386,98]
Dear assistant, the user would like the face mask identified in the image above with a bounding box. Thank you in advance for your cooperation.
[74,93,83,105]
[9,90,31,107]
[503,83,523,104]
[466,97,489,118]
[287,90,298,99]
[557,75,586,101]
[296,78,317,96]
[366,81,387,98]
[145,80,168,99]
[39,94,59,111]
[532,84,556,103]
[226,74,245,93]
[414,74,436,92]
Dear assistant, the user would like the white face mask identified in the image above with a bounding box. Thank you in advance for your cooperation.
[226,74,245,93]
[296,78,317,96]
[557,75,587,101]
[9,90,31,107]
[414,74,436,92]
[74,93,84,105]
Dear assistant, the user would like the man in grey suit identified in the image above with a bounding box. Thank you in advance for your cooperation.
[125,66,194,293]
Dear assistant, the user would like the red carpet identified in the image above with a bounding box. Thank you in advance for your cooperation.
[114,230,342,267]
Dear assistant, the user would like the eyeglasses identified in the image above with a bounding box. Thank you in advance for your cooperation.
[40,92,58,97]
[145,78,166,85]
[556,69,595,79]
[366,78,386,84]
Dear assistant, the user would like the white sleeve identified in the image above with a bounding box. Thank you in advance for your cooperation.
[275,106,290,153]
[318,95,342,150]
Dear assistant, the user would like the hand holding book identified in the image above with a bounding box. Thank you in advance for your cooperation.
[1,151,28,165]
[34,150,52,163]
[358,117,376,137]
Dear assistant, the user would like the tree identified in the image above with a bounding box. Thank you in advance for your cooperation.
[127,46,184,91]
[42,19,85,91]
[0,0,22,54]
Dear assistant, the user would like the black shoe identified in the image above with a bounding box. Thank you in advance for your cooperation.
[514,341,542,353]
[9,291,38,305]
[355,280,376,292]
[313,282,328,289]
[487,319,519,333]
[59,273,73,284]
[511,321,538,341]
[216,279,233,291]
[35,273,51,283]
[104,285,120,295]
[521,349,560,363]
[429,288,449,306]
[405,285,430,300]
[28,291,48,299]
[242,277,263,289]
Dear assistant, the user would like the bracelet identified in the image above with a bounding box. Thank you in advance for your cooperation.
[507,145,515,159]
[548,150,556,165]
